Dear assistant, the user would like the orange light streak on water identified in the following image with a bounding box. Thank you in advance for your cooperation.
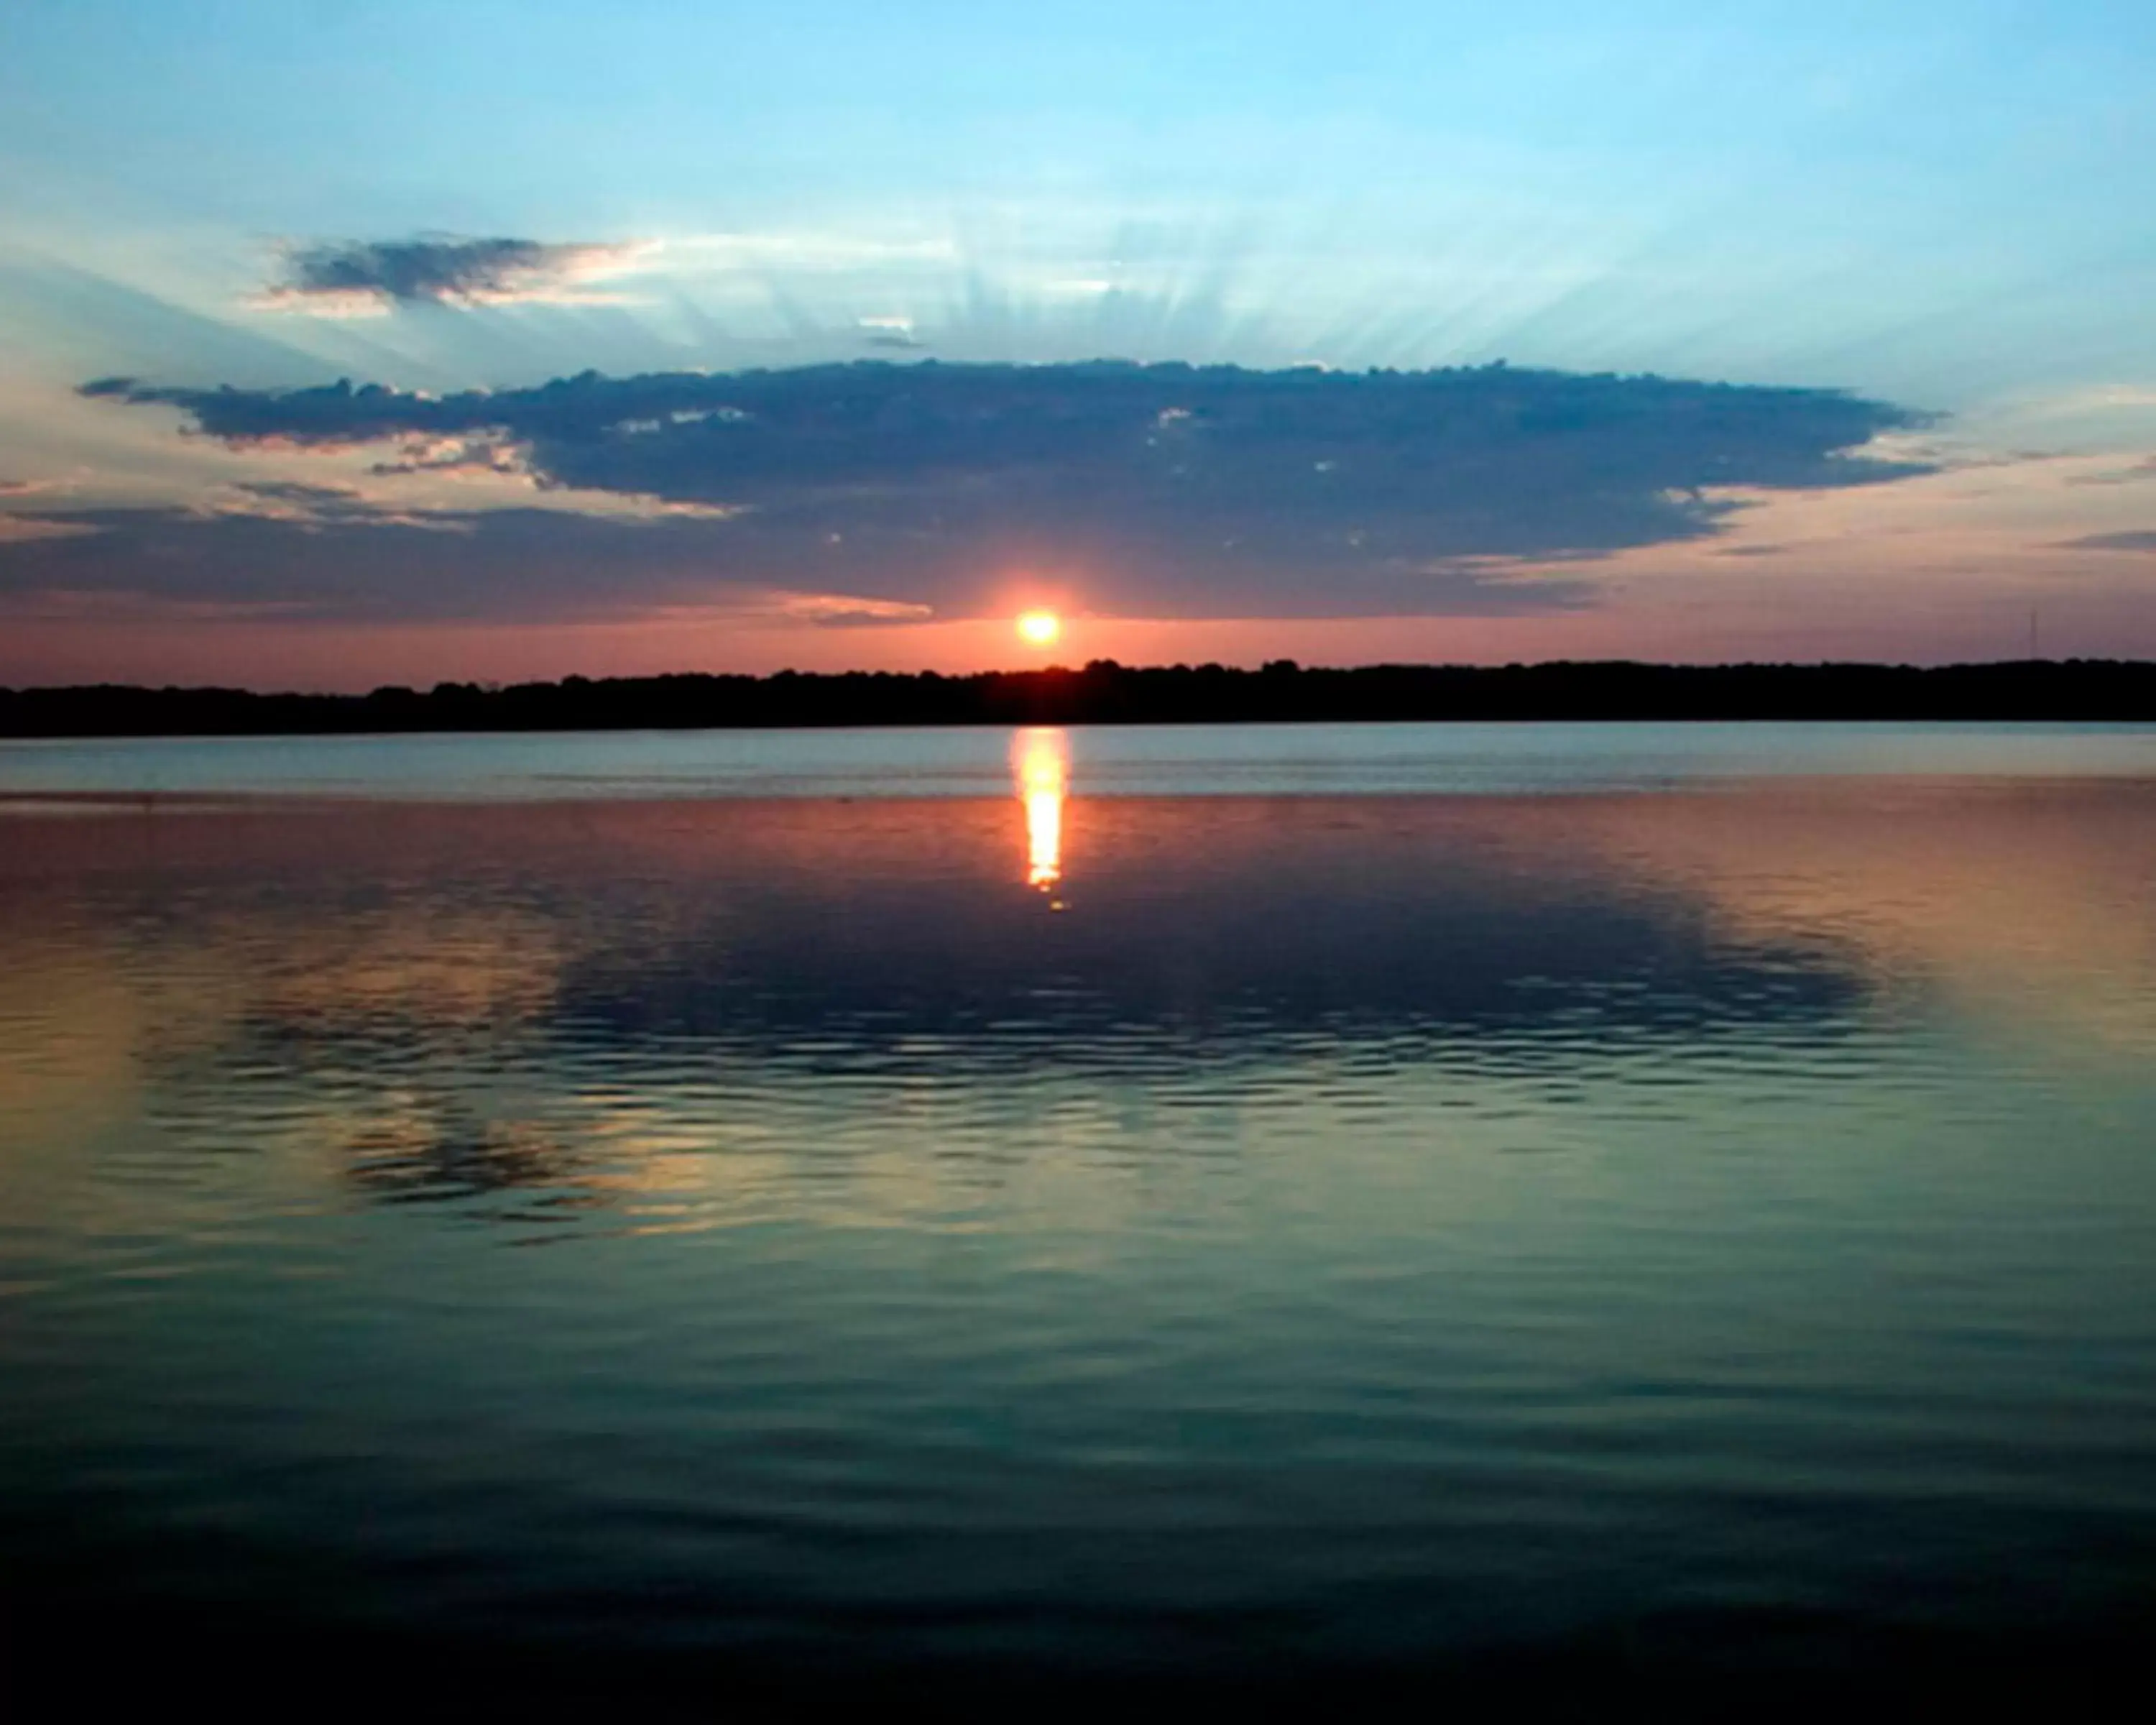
[1011,726,1067,891]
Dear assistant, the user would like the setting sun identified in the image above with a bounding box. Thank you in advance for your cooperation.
[1015,610,1061,648]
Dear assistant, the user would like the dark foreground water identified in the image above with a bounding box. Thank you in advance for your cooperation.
[4,724,2156,1715]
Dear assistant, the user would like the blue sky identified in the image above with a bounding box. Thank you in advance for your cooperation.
[2,1,2154,684]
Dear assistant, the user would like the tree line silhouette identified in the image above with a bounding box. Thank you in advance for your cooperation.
[3,659,2153,738]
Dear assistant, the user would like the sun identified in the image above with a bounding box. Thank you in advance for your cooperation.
[1015,610,1062,648]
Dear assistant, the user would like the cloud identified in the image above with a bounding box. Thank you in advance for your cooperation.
[0,499,1577,628]
[779,592,937,627]
[858,316,926,351]
[2064,459,2156,488]
[0,515,97,546]
[668,232,958,270]
[364,433,533,479]
[73,360,1933,623]
[2055,530,2156,552]
[249,236,653,315]
[202,480,466,532]
[2033,386,2156,416]
[0,502,952,625]
[214,479,374,515]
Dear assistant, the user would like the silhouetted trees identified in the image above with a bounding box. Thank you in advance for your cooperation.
[1,660,2151,739]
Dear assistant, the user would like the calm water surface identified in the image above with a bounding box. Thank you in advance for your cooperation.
[4,724,2155,1710]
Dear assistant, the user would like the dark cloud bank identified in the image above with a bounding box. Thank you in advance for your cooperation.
[14,362,1932,625]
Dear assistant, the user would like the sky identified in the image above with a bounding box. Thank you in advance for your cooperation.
[1,0,2154,688]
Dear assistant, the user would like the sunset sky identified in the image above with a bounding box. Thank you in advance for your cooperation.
[3,0,2154,688]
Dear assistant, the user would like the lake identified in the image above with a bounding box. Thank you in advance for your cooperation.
[4,722,2155,1714]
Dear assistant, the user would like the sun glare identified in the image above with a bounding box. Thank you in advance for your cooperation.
[1016,610,1061,648]
[1012,727,1067,892]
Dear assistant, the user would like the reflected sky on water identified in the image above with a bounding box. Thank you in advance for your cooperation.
[4,730,2156,1703]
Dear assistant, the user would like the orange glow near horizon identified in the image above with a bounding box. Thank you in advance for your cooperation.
[1016,610,1062,648]
[1012,726,1067,892]
[17,589,2153,692]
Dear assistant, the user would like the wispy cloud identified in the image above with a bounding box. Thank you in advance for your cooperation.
[2037,386,2156,415]
[779,592,936,626]
[668,232,958,270]
[2055,529,2156,552]
[0,515,97,546]
[249,235,655,316]
[203,480,468,532]
[2064,457,2156,488]
[857,316,926,351]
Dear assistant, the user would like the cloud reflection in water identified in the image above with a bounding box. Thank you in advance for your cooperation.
[6,762,2156,1705]
[11,773,2152,1230]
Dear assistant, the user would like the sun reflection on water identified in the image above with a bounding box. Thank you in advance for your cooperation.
[1011,726,1067,894]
